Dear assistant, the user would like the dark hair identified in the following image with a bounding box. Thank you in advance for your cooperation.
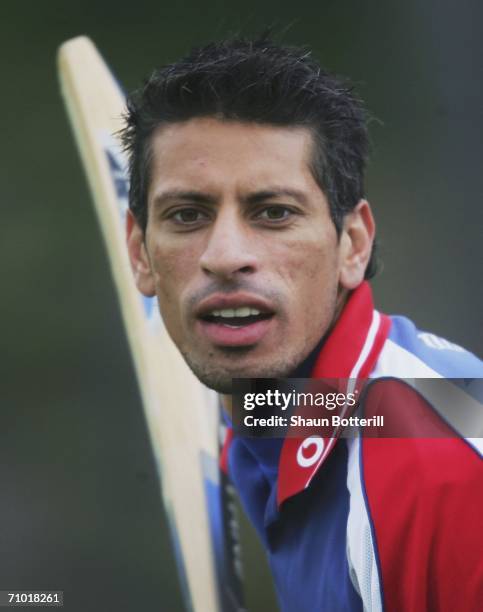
[121,36,376,279]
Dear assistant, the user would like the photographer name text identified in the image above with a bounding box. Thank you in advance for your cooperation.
[243,414,384,428]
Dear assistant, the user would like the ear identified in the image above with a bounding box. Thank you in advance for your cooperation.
[126,210,156,297]
[338,199,375,290]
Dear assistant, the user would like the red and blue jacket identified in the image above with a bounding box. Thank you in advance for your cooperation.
[221,282,483,611]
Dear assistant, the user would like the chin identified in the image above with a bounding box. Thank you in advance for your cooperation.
[182,347,305,394]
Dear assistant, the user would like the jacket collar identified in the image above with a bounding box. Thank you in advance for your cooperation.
[277,281,391,505]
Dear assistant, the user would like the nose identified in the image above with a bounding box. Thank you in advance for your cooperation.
[199,207,258,280]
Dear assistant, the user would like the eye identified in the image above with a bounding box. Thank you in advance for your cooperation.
[257,206,294,221]
[170,208,209,225]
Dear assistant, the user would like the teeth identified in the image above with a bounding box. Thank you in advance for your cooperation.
[220,308,235,318]
[235,307,250,317]
[210,307,261,318]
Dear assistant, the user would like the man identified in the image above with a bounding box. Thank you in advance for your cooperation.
[122,37,482,611]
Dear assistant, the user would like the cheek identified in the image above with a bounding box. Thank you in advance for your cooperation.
[269,232,340,339]
[148,240,196,309]
[272,231,339,292]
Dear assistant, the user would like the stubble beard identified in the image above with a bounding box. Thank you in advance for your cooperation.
[179,340,325,394]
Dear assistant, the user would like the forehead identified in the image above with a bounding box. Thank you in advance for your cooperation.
[147,117,319,198]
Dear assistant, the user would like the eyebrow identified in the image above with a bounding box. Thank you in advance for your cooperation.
[151,187,309,210]
[152,190,216,209]
[244,188,308,206]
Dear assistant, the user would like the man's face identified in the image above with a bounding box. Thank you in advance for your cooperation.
[130,118,349,392]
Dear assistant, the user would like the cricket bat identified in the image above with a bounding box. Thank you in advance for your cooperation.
[57,36,244,612]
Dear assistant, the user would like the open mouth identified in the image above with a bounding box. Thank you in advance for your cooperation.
[201,307,273,328]
[196,302,275,347]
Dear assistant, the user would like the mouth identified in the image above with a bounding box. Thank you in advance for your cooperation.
[201,306,272,327]
[195,295,275,347]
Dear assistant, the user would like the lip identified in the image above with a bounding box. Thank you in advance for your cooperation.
[195,292,275,318]
[194,292,275,347]
[196,317,274,347]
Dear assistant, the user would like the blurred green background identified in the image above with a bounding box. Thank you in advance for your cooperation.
[1,1,482,610]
